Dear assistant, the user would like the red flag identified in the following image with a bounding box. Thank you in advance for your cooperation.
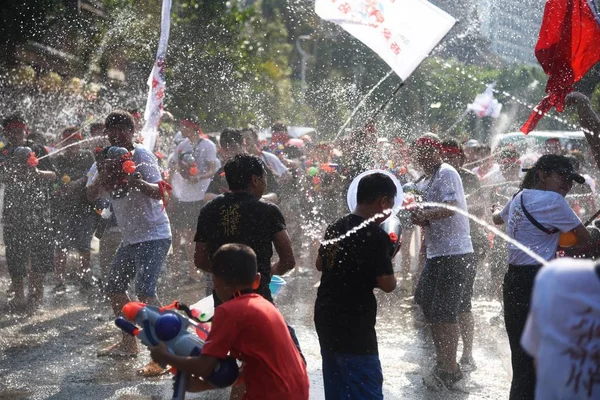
[521,0,600,134]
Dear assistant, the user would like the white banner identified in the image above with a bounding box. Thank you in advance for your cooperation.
[315,0,456,81]
[141,0,172,152]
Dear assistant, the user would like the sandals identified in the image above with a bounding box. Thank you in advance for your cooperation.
[138,361,168,377]
[97,342,138,358]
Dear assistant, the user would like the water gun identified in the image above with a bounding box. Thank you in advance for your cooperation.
[12,146,39,168]
[115,301,239,400]
[96,146,137,198]
[380,215,402,258]
[178,152,199,180]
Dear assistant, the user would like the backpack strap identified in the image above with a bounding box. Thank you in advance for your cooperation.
[520,194,559,234]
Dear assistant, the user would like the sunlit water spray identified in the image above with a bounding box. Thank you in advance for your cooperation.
[320,202,549,266]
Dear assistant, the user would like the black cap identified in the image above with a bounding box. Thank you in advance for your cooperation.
[525,154,585,184]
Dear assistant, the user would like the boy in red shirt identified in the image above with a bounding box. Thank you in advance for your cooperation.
[150,243,309,399]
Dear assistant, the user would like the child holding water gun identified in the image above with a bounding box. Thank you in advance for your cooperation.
[149,243,309,399]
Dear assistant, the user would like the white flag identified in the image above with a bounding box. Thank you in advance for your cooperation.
[141,0,172,152]
[315,0,456,81]
[467,83,503,118]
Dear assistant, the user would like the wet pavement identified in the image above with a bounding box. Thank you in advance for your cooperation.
[0,255,512,400]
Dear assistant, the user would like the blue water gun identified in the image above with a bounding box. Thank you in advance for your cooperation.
[115,301,239,400]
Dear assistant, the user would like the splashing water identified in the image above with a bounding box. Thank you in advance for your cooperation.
[334,69,394,139]
[320,201,549,266]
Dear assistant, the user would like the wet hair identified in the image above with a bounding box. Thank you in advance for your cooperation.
[28,131,47,145]
[357,172,397,204]
[224,153,265,190]
[271,121,287,133]
[219,128,243,149]
[2,114,27,128]
[89,122,105,135]
[496,147,520,162]
[212,243,258,286]
[241,128,259,141]
[105,110,135,133]
[520,154,579,190]
[181,115,201,126]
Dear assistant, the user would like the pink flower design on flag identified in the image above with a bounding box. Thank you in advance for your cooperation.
[156,88,165,100]
[390,42,401,55]
[152,78,159,88]
[383,28,392,40]
[338,3,351,14]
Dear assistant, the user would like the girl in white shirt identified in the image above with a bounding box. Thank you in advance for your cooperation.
[492,154,593,400]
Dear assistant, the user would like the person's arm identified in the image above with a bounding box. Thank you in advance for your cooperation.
[194,242,212,272]
[272,230,295,276]
[261,192,278,204]
[376,274,397,293]
[32,168,57,182]
[315,255,323,272]
[87,172,107,201]
[566,92,600,170]
[571,224,594,249]
[128,174,162,200]
[150,342,219,379]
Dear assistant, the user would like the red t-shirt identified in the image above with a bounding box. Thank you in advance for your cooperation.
[201,293,309,400]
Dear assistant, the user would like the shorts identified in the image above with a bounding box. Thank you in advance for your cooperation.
[55,212,99,251]
[321,349,383,400]
[415,253,476,324]
[4,222,54,279]
[168,198,204,230]
[107,238,171,297]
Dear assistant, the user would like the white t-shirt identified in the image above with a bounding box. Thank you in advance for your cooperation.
[87,145,171,245]
[416,163,473,258]
[521,258,600,400]
[261,151,289,177]
[500,189,581,265]
[169,138,219,202]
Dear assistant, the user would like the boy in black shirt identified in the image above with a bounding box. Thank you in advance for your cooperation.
[1,115,57,310]
[52,127,97,292]
[195,153,294,303]
[315,172,397,400]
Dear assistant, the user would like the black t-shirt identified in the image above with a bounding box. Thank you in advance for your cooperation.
[194,192,286,301]
[0,140,55,223]
[314,214,394,355]
[206,164,280,197]
[53,150,95,216]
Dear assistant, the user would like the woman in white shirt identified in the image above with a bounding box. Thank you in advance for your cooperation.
[492,154,593,400]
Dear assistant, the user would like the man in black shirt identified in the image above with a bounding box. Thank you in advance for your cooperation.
[52,127,97,292]
[1,115,57,311]
[315,172,397,400]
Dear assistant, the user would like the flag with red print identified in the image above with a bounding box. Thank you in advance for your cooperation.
[521,0,600,134]
[315,0,456,80]
[141,0,172,152]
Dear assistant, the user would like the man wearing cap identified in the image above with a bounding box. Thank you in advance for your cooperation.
[52,126,97,292]
[167,116,219,282]
[410,133,476,391]
[0,114,57,311]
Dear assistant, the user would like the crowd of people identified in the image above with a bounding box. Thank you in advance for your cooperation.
[1,90,600,399]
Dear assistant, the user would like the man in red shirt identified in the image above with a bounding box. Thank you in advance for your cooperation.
[150,243,309,399]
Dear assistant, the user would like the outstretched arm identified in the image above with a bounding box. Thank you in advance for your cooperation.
[566,92,600,171]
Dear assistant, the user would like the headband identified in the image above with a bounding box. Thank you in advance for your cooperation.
[442,145,462,155]
[181,120,205,137]
[3,121,29,133]
[414,137,442,149]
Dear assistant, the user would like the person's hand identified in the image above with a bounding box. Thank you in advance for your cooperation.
[565,91,590,108]
[410,208,429,226]
[149,342,170,365]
